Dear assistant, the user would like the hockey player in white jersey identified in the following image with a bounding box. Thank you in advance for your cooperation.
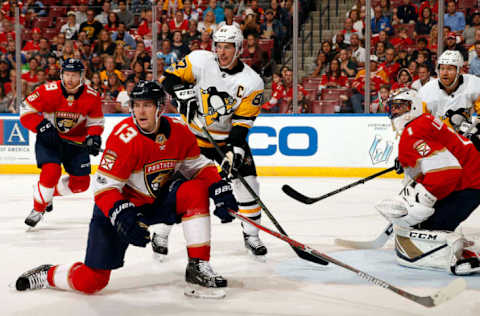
[152,25,267,260]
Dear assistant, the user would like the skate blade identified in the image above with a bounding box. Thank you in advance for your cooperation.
[246,249,266,262]
[184,283,226,299]
[152,252,168,263]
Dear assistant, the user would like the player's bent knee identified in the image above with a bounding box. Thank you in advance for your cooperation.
[69,175,90,193]
[176,180,209,217]
[40,163,62,187]
[70,263,111,294]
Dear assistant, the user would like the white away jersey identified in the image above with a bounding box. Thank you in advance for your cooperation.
[418,74,480,119]
[166,50,264,146]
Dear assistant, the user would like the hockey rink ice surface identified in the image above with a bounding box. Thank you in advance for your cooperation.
[1,175,480,316]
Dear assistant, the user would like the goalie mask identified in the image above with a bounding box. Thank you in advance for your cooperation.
[212,25,243,69]
[61,58,85,91]
[437,50,463,89]
[387,88,424,135]
[130,80,166,134]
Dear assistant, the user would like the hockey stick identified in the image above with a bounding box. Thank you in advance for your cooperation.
[334,223,393,249]
[193,117,328,265]
[282,167,396,205]
[229,210,466,308]
[62,138,104,153]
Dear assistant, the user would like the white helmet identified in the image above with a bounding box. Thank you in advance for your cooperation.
[212,25,243,69]
[436,50,463,88]
[387,88,424,135]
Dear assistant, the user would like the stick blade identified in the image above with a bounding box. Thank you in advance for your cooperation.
[334,237,386,249]
[430,278,466,307]
[281,185,317,204]
[294,248,329,265]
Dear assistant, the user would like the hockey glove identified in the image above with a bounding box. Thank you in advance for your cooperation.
[83,135,102,156]
[209,180,238,223]
[445,108,473,135]
[394,157,404,175]
[36,119,61,148]
[173,84,198,123]
[220,144,245,179]
[109,200,150,247]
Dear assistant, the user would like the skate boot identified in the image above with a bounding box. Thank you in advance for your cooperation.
[24,209,45,227]
[184,258,227,299]
[243,232,267,257]
[151,224,173,262]
[15,264,53,291]
[45,202,53,213]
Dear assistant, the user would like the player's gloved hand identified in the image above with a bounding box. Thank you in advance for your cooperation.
[36,119,61,148]
[469,126,480,151]
[83,135,102,156]
[220,144,245,179]
[394,157,404,175]
[173,84,198,123]
[109,200,150,247]
[209,180,238,223]
[445,108,472,135]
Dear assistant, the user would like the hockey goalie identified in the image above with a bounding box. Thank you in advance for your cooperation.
[377,88,480,275]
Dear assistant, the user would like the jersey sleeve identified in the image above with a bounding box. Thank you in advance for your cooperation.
[94,121,140,216]
[399,116,463,200]
[165,52,198,85]
[19,84,51,132]
[232,75,264,129]
[85,86,105,136]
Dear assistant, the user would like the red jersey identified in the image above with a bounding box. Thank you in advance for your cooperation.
[168,19,189,33]
[22,40,40,52]
[398,114,480,200]
[94,116,221,216]
[20,80,104,143]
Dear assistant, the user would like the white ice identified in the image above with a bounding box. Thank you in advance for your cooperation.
[1,175,480,316]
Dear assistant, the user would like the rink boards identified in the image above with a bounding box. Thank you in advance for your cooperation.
[0,113,401,177]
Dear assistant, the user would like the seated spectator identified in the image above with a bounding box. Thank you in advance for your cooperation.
[415,6,435,36]
[95,1,111,26]
[21,57,39,86]
[390,27,414,48]
[310,51,328,77]
[113,44,131,70]
[61,11,80,40]
[350,33,366,67]
[171,31,190,60]
[0,59,10,86]
[269,0,289,30]
[189,39,200,51]
[338,48,357,77]
[23,27,41,52]
[80,8,104,41]
[169,10,189,34]
[370,84,390,113]
[29,68,46,93]
[103,72,124,102]
[130,41,151,70]
[33,38,51,65]
[183,0,199,21]
[22,0,47,17]
[248,0,264,23]
[116,79,135,112]
[159,22,172,42]
[163,0,184,16]
[241,9,260,37]
[374,41,387,63]
[137,9,157,38]
[127,61,146,83]
[372,30,393,49]
[411,63,434,90]
[350,55,388,113]
[391,68,413,90]
[183,20,201,43]
[117,1,134,28]
[111,22,136,49]
[204,0,225,24]
[349,9,364,36]
[199,31,212,51]
[469,41,480,76]
[218,5,241,29]
[262,72,284,112]
[156,58,166,81]
[60,40,77,63]
[241,33,268,74]
[131,0,154,15]
[0,80,14,113]
[396,0,417,24]
[100,56,126,86]
[320,40,337,64]
[260,8,285,63]
[198,10,217,35]
[444,32,468,61]
[464,10,480,47]
[94,29,116,57]
[319,59,348,91]
[280,68,307,113]
[418,0,438,18]
[407,60,418,81]
[105,12,120,33]
[468,29,480,64]
[444,0,465,33]
[428,24,438,52]
[371,6,393,35]
[46,63,60,82]
[156,40,178,70]
[89,53,104,74]
[74,0,88,25]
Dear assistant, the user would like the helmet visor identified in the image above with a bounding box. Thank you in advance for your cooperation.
[387,99,412,119]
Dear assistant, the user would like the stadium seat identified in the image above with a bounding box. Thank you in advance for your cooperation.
[302,80,319,90]
[321,88,349,101]
[49,6,67,18]
[44,28,59,40]
[394,23,415,38]
[258,39,274,59]
[320,100,339,113]
[22,29,33,41]
[34,17,53,30]
[102,101,121,114]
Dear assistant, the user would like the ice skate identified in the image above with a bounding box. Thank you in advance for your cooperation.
[152,232,168,262]
[45,202,53,213]
[24,209,45,228]
[15,264,53,291]
[243,232,267,261]
[184,258,227,299]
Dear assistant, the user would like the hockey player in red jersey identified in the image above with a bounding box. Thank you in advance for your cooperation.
[19,58,104,227]
[377,88,480,275]
[14,81,238,298]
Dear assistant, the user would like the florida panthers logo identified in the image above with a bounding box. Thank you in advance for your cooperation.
[200,87,237,126]
[55,111,80,133]
[144,160,176,198]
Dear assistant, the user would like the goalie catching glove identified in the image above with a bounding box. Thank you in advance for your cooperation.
[173,84,198,123]
[376,182,437,228]
[109,200,150,247]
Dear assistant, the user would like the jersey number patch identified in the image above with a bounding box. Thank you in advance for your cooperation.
[114,123,138,143]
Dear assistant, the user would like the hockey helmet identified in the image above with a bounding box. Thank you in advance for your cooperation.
[436,50,463,88]
[130,80,166,134]
[387,88,424,135]
[61,58,85,90]
[212,25,243,68]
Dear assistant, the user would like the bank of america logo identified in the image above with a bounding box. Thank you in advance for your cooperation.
[369,134,393,165]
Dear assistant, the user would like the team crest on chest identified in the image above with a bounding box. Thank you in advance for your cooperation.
[156,133,167,150]
[200,86,237,125]
[144,160,176,197]
[414,140,431,157]
[55,111,80,133]
[67,95,75,106]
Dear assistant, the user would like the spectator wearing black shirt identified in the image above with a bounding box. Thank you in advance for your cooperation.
[80,8,104,41]
[171,31,190,60]
[183,20,201,44]
[415,6,435,36]
[396,0,417,24]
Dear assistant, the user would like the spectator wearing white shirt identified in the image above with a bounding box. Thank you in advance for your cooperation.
[116,80,135,112]
[95,1,111,25]
[411,64,434,90]
[350,33,366,67]
[60,11,80,40]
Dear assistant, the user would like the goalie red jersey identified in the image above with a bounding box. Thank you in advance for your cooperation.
[94,116,221,217]
[20,80,104,142]
[398,113,480,200]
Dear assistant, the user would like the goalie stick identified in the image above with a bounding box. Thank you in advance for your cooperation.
[282,167,396,205]
[229,210,466,308]
[334,223,393,249]
[193,117,328,266]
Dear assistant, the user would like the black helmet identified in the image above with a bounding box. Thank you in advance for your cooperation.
[62,58,84,72]
[130,80,165,108]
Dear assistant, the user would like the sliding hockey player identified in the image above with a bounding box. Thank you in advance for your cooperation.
[377,88,480,275]
[14,81,238,298]
[152,25,267,260]
[19,58,103,227]
[418,50,480,150]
